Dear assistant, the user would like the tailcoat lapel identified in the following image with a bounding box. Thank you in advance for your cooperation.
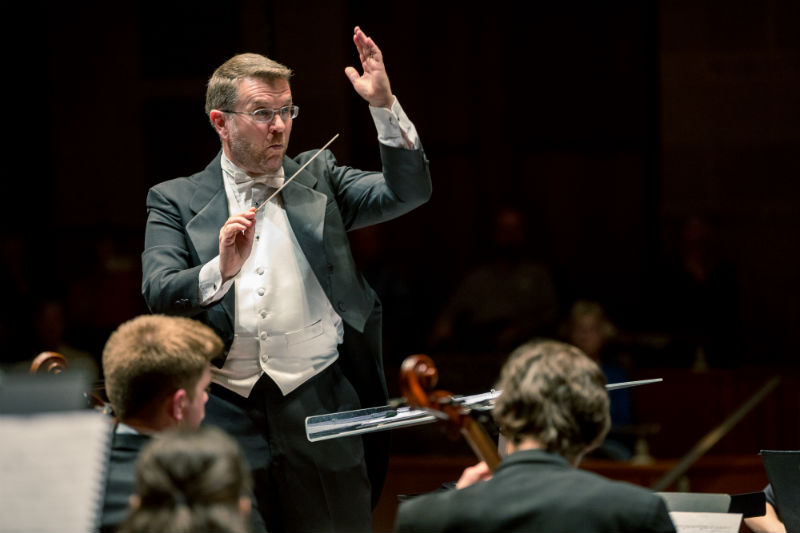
[281,158,330,294]
[184,154,236,327]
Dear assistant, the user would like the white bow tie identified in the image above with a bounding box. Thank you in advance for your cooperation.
[236,176,281,209]
[229,168,285,189]
[221,154,285,209]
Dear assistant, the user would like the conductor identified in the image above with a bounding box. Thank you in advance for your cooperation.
[142,26,431,533]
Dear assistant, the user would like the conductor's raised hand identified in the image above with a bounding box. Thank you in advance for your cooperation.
[219,207,256,282]
[344,26,394,109]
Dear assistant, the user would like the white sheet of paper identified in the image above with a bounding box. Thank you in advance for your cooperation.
[669,511,743,533]
[0,410,113,533]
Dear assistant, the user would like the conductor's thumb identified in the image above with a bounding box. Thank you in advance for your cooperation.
[344,66,360,84]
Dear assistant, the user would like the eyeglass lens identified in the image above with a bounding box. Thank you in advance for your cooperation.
[253,106,298,122]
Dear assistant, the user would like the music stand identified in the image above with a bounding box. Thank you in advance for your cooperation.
[0,369,90,414]
[306,379,662,442]
[657,492,731,513]
[0,369,113,532]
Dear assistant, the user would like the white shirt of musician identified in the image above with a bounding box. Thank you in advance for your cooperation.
[198,97,419,398]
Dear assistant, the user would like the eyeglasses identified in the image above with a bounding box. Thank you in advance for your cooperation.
[221,105,299,124]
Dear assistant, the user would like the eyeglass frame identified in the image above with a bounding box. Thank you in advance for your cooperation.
[220,104,299,124]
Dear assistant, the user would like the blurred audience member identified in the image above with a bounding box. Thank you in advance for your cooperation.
[31,297,99,381]
[647,214,739,368]
[67,232,145,356]
[118,425,253,533]
[560,299,634,459]
[428,206,558,353]
[349,224,426,380]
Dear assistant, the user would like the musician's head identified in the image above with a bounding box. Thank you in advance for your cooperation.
[493,339,610,464]
[206,53,296,175]
[119,425,252,533]
[102,315,221,431]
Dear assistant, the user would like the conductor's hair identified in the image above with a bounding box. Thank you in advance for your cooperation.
[493,339,610,462]
[118,425,252,533]
[102,314,222,421]
[205,53,294,115]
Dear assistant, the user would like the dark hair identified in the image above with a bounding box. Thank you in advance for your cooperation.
[493,339,610,462]
[118,426,252,533]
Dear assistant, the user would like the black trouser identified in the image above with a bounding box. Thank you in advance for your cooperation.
[205,362,372,533]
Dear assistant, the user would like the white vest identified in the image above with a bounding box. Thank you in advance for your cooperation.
[210,160,343,397]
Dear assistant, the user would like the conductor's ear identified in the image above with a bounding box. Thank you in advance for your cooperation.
[209,110,228,137]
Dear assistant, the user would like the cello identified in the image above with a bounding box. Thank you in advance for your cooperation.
[399,354,501,471]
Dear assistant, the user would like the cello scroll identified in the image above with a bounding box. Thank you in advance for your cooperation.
[399,354,501,471]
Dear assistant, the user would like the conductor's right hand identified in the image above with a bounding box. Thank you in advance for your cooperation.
[219,207,256,282]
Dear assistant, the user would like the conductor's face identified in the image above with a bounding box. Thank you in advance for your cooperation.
[224,76,294,175]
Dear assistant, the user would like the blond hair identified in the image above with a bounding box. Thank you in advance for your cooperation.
[102,315,222,420]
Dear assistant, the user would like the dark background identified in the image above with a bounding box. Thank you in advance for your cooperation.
[2,0,798,460]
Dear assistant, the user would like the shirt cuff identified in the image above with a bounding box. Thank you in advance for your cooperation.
[199,255,235,305]
[369,96,420,150]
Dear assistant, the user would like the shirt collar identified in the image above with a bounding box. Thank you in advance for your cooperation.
[221,152,285,189]
[115,421,140,434]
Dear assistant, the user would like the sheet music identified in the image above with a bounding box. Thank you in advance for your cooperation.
[0,410,114,533]
[669,512,742,533]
